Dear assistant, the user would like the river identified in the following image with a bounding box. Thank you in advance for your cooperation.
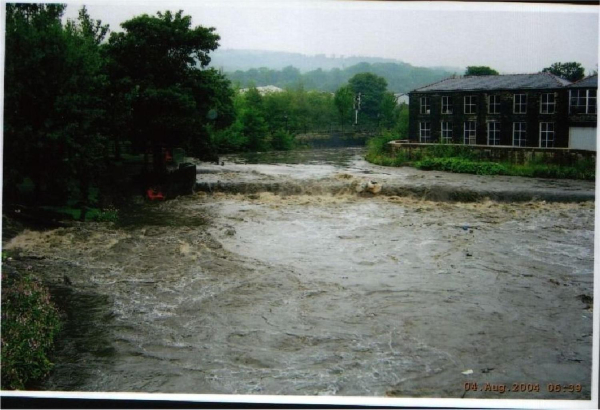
[4,148,594,400]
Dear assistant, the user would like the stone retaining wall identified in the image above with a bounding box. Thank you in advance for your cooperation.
[389,141,596,166]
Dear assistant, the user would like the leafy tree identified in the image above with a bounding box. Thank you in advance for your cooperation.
[542,62,585,82]
[4,4,109,212]
[394,104,409,138]
[270,130,294,151]
[243,86,264,110]
[72,5,109,45]
[379,92,398,129]
[4,4,68,203]
[61,7,111,217]
[280,65,302,87]
[106,10,233,171]
[465,66,499,76]
[240,107,269,151]
[334,85,354,131]
[348,72,388,124]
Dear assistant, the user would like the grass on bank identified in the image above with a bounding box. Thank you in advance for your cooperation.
[365,134,596,181]
[1,252,61,390]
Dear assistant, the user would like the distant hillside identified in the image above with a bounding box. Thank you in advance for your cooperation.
[220,61,458,94]
[209,49,417,73]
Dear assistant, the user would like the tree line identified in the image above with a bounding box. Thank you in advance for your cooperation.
[224,62,593,95]
[465,64,589,82]
[212,73,408,154]
[226,62,455,93]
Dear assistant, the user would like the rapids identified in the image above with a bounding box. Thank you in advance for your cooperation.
[3,148,594,399]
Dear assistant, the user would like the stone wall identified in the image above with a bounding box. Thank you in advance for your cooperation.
[389,141,596,166]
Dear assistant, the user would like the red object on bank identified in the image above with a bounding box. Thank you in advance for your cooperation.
[147,189,165,201]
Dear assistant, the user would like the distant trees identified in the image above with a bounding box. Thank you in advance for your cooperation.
[542,62,585,82]
[465,66,499,76]
[226,62,454,93]
[212,86,338,153]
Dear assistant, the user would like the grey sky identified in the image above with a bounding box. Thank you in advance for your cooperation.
[63,0,599,74]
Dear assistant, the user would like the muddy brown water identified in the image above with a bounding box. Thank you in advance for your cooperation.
[3,148,594,399]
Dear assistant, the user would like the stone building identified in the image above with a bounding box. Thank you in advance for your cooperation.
[408,73,597,150]
[568,74,597,151]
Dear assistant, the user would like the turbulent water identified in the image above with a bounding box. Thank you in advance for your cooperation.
[3,148,595,400]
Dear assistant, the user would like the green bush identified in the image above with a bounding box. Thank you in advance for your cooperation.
[365,150,409,167]
[424,144,478,160]
[366,132,397,155]
[210,120,248,153]
[415,157,508,175]
[508,162,595,180]
[270,130,295,151]
[1,268,61,390]
[91,207,119,223]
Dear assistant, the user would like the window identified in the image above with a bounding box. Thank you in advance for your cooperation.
[441,122,453,143]
[513,122,527,147]
[464,121,476,144]
[488,95,500,114]
[442,96,453,114]
[540,93,555,114]
[464,96,476,114]
[570,89,597,114]
[420,97,430,114]
[514,94,527,114]
[539,122,554,148]
[420,122,431,142]
[487,122,500,145]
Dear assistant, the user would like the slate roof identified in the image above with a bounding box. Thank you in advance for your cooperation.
[412,73,571,93]
[569,75,598,88]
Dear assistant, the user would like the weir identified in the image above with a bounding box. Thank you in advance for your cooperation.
[195,148,595,203]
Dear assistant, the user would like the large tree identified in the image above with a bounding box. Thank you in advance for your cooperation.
[465,66,499,76]
[4,4,109,209]
[106,10,233,171]
[334,85,354,131]
[347,72,389,125]
[542,62,585,82]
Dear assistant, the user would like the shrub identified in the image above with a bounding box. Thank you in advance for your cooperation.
[415,158,507,175]
[424,144,478,160]
[270,130,295,151]
[92,207,119,223]
[366,132,397,155]
[1,268,61,390]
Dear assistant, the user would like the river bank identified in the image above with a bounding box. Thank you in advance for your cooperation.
[1,148,594,400]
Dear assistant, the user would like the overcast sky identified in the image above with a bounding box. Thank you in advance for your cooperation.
[62,0,599,74]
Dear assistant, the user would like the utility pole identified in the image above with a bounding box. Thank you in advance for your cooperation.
[353,92,361,126]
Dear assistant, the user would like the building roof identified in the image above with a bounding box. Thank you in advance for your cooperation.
[239,85,284,95]
[568,75,598,88]
[412,73,571,93]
